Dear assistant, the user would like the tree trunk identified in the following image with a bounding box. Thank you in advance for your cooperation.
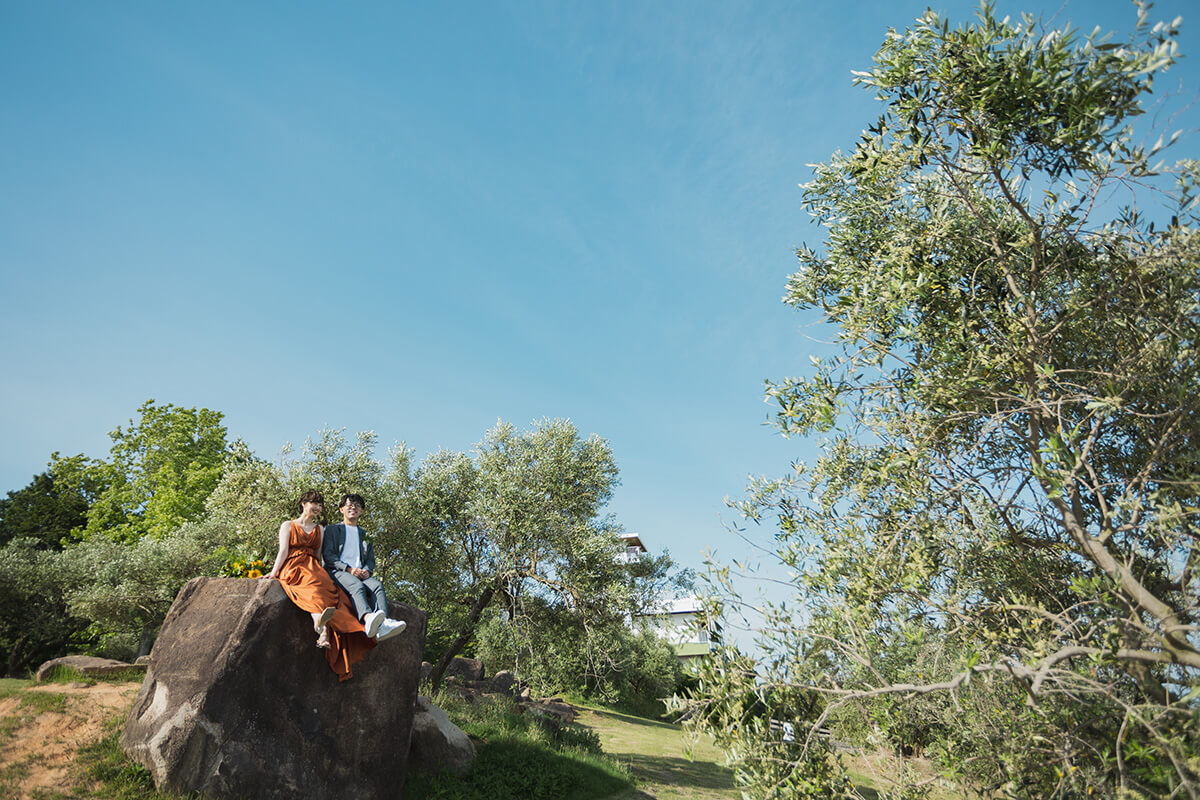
[6,633,29,678]
[136,625,156,659]
[429,584,496,693]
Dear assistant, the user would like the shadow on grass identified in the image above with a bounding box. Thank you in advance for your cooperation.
[618,750,884,800]
[614,752,736,792]
[406,736,632,800]
[590,708,679,732]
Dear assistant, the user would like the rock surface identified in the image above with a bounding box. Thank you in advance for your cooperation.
[444,656,484,681]
[488,670,517,695]
[524,699,578,729]
[36,655,144,682]
[120,577,426,800]
[408,696,476,776]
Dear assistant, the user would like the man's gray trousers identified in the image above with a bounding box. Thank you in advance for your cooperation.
[331,571,387,620]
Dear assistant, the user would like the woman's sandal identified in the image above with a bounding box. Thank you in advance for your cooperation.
[314,606,335,649]
[316,607,335,628]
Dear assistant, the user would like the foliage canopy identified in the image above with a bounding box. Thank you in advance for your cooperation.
[694,4,1200,799]
[56,400,229,543]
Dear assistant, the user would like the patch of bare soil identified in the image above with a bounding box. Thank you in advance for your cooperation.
[0,682,139,800]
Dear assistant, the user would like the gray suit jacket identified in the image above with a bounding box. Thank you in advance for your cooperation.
[321,523,377,575]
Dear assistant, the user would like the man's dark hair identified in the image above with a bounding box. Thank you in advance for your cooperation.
[297,489,325,513]
[339,493,366,510]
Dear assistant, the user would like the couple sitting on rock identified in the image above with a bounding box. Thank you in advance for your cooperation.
[263,491,405,681]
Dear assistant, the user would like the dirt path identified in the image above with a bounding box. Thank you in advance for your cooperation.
[0,681,139,800]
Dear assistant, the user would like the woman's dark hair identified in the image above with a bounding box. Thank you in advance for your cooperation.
[297,489,325,513]
[339,493,366,510]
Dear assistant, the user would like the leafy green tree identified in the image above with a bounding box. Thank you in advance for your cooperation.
[59,521,234,658]
[392,419,685,692]
[476,598,685,713]
[0,470,92,549]
[107,419,680,693]
[74,400,229,542]
[199,439,293,556]
[0,539,89,675]
[203,429,412,571]
[0,401,227,664]
[384,447,481,661]
[696,5,1199,798]
[53,428,404,660]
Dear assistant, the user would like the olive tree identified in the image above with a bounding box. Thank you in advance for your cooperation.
[693,5,1199,799]
[203,429,411,565]
[405,419,682,691]
[0,539,88,675]
[60,523,230,657]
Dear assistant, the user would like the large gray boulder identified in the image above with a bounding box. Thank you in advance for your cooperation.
[36,655,145,682]
[408,696,476,776]
[488,670,518,695]
[444,656,484,682]
[120,577,426,800]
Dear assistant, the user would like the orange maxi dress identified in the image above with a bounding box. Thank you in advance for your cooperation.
[275,521,376,681]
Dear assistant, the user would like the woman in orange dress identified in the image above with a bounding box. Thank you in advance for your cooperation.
[262,489,376,681]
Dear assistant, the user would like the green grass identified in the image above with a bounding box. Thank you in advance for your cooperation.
[405,736,632,800]
[405,692,634,800]
[72,722,189,800]
[37,667,147,686]
[0,682,67,798]
[1,677,631,800]
[20,689,69,714]
[576,701,963,800]
[575,705,739,800]
[0,678,774,800]
[559,691,669,722]
[0,709,23,746]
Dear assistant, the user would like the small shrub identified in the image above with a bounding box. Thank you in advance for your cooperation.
[549,722,602,755]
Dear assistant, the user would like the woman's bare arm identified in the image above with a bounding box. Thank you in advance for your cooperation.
[263,521,291,579]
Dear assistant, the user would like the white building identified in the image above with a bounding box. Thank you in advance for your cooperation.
[616,532,647,564]
[619,532,712,663]
[636,595,712,662]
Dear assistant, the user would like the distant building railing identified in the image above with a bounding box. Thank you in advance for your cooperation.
[615,546,646,564]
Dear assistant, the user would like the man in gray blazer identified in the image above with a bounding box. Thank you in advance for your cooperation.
[322,493,405,641]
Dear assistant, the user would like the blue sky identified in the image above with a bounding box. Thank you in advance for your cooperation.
[2,1,1198,613]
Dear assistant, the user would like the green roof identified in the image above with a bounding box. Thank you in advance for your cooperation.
[673,642,713,658]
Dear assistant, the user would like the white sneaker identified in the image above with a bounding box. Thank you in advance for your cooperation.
[363,610,385,638]
[375,619,407,642]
